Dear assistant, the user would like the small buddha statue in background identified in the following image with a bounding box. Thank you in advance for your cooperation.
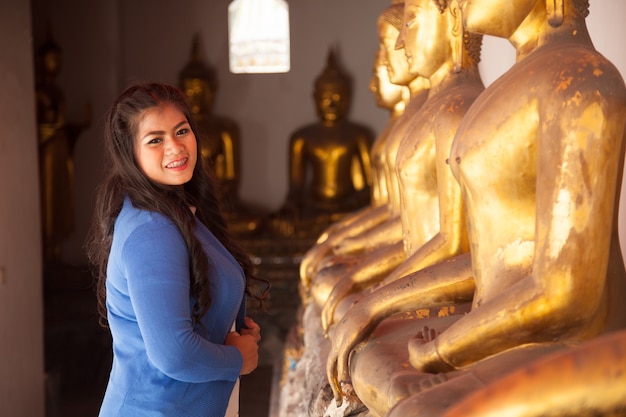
[179,34,264,236]
[35,22,89,263]
[271,48,375,239]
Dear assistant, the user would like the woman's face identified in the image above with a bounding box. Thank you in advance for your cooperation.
[134,103,197,186]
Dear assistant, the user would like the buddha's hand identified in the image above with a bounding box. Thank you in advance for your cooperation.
[310,261,352,310]
[387,370,449,404]
[326,300,377,406]
[321,275,359,333]
[299,250,316,291]
[300,238,335,290]
[408,326,455,373]
[333,235,362,256]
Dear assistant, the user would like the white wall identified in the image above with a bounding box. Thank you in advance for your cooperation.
[0,1,45,415]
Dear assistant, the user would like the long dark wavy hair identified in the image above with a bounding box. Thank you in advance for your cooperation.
[86,82,268,328]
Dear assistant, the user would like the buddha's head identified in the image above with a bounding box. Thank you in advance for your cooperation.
[379,2,415,86]
[179,34,217,118]
[458,0,589,37]
[401,0,481,76]
[371,2,409,108]
[37,22,62,80]
[313,48,352,123]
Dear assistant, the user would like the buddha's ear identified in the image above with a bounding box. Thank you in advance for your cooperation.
[546,0,564,27]
[450,0,463,73]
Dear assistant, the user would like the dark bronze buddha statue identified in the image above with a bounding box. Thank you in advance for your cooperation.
[179,34,264,236]
[35,23,89,262]
[271,48,375,239]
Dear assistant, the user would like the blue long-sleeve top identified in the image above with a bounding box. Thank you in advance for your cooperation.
[99,197,246,417]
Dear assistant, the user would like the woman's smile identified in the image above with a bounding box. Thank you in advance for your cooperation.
[165,156,190,170]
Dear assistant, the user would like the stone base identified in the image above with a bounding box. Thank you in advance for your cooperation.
[276,303,372,417]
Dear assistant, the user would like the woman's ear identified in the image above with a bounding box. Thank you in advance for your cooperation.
[546,0,564,27]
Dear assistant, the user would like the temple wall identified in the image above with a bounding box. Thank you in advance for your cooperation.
[0,1,45,415]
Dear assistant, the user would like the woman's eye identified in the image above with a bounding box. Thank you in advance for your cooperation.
[176,128,189,136]
[147,137,162,145]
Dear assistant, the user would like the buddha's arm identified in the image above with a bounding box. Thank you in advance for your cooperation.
[220,123,240,181]
[286,135,307,202]
[325,203,390,239]
[321,241,407,331]
[410,104,626,373]
[370,156,389,206]
[300,205,392,287]
[333,215,403,256]
[350,133,374,190]
[326,253,474,405]
[382,125,469,285]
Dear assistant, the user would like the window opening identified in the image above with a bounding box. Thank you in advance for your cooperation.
[228,0,290,74]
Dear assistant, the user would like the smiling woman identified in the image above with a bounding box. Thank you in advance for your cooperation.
[86,82,269,417]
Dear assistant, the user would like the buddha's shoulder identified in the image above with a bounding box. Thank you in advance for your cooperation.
[343,122,375,139]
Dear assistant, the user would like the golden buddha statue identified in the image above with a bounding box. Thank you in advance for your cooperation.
[271,48,375,239]
[315,0,484,334]
[369,51,408,209]
[302,3,433,309]
[179,34,264,236]
[442,328,626,417]
[35,23,89,263]
[326,1,626,415]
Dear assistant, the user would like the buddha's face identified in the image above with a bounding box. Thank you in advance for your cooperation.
[370,49,404,110]
[43,51,61,76]
[378,20,414,86]
[314,86,349,122]
[458,0,539,38]
[402,0,452,78]
[181,78,214,117]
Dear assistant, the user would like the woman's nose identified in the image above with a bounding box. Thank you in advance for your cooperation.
[165,136,184,155]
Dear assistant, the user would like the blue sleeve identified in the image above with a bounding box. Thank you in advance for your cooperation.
[121,220,243,383]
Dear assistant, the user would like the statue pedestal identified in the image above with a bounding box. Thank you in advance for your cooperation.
[240,234,316,371]
[276,303,371,417]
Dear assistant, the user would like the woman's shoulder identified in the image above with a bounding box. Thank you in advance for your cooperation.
[114,198,181,242]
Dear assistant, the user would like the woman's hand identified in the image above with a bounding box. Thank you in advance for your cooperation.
[240,316,261,343]
[226,319,260,375]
